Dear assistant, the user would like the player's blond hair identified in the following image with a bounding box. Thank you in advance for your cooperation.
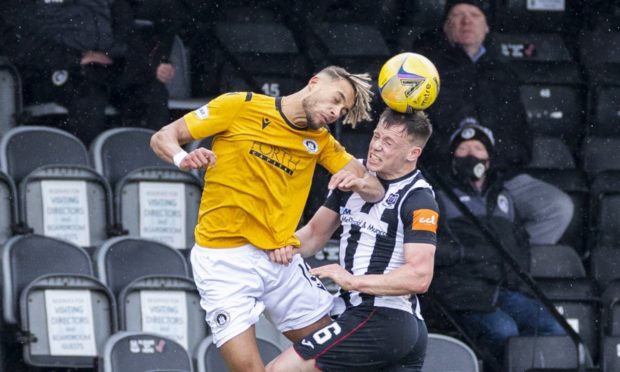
[317,66,373,128]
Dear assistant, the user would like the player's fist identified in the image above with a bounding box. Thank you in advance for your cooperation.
[179,148,216,170]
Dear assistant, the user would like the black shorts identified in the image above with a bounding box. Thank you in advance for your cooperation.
[294,306,428,372]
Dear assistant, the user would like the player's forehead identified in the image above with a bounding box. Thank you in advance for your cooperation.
[375,120,407,139]
[324,76,355,107]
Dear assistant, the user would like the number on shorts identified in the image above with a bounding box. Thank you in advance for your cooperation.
[312,323,342,345]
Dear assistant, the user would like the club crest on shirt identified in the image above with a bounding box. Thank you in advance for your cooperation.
[211,310,231,329]
[303,139,319,154]
[381,192,400,209]
[497,194,509,214]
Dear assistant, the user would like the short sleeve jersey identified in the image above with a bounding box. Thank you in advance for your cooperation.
[325,168,438,317]
[184,92,353,249]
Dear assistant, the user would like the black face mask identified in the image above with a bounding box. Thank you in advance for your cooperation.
[452,155,488,181]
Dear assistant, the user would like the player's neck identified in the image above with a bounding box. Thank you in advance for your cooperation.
[280,94,308,128]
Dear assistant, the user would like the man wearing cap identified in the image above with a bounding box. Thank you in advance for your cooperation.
[431,122,565,368]
[413,0,574,246]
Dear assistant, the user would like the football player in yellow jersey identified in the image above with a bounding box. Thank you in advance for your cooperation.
[151,66,384,372]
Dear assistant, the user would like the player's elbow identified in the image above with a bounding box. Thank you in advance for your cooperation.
[405,266,433,294]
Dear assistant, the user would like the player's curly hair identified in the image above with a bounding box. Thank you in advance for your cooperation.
[318,66,374,128]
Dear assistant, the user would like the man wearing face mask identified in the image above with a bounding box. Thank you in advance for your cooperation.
[431,121,565,369]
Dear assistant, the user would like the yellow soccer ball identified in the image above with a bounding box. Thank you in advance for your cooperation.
[378,52,440,113]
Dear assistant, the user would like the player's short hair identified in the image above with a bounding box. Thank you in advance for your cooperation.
[317,66,373,128]
[379,108,433,148]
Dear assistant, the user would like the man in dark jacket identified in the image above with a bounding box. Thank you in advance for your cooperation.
[413,0,574,246]
[432,122,565,367]
[1,0,180,145]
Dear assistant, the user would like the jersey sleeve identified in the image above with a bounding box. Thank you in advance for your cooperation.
[323,188,346,213]
[317,135,354,174]
[183,92,246,140]
[400,189,439,245]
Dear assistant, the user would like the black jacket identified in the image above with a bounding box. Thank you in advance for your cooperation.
[413,30,532,174]
[432,174,531,312]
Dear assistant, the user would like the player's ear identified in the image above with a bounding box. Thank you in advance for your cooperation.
[307,75,320,90]
[407,146,422,162]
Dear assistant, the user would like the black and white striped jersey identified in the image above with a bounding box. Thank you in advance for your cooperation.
[324,168,438,319]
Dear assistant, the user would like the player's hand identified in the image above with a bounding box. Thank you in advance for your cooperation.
[310,264,356,291]
[179,148,216,170]
[327,170,364,192]
[156,63,175,83]
[269,245,299,266]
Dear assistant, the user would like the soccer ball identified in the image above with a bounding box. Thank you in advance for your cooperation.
[378,53,440,113]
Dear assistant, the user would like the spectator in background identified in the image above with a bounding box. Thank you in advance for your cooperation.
[432,123,565,369]
[1,0,183,145]
[413,0,574,246]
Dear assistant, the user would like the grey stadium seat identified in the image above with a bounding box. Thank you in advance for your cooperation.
[93,236,190,296]
[527,136,576,170]
[0,56,22,135]
[195,335,282,372]
[19,274,116,368]
[529,244,585,279]
[18,165,114,249]
[99,331,193,372]
[215,21,308,96]
[90,127,173,187]
[0,126,90,184]
[117,275,207,355]
[505,336,593,372]
[1,234,94,325]
[114,167,202,249]
[422,333,479,372]
[0,171,18,245]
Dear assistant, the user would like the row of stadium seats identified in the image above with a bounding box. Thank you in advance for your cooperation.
[5,232,619,371]
[0,124,618,259]
[0,234,290,371]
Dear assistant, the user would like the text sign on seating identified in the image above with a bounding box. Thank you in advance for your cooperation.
[41,180,91,247]
[140,290,188,349]
[139,182,186,249]
[527,0,565,11]
[45,290,97,356]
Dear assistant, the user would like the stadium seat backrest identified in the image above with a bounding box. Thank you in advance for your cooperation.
[0,171,18,245]
[602,336,620,372]
[114,167,202,249]
[0,126,90,184]
[1,234,94,325]
[600,277,620,335]
[118,275,207,354]
[536,278,600,359]
[0,56,22,135]
[529,244,585,279]
[19,274,117,368]
[590,171,620,248]
[505,336,582,372]
[591,85,620,136]
[165,36,191,100]
[582,136,620,179]
[19,165,114,249]
[93,237,190,296]
[90,128,173,187]
[422,333,479,372]
[215,22,308,96]
[527,136,575,170]
[100,331,193,372]
[494,0,579,33]
[195,335,282,372]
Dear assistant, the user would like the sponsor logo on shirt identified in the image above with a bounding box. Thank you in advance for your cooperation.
[194,104,209,119]
[412,209,438,233]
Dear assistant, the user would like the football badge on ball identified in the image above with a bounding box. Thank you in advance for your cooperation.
[378,52,440,113]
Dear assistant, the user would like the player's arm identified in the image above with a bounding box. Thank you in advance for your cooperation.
[328,158,384,202]
[150,117,215,171]
[270,206,340,264]
[311,242,435,296]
